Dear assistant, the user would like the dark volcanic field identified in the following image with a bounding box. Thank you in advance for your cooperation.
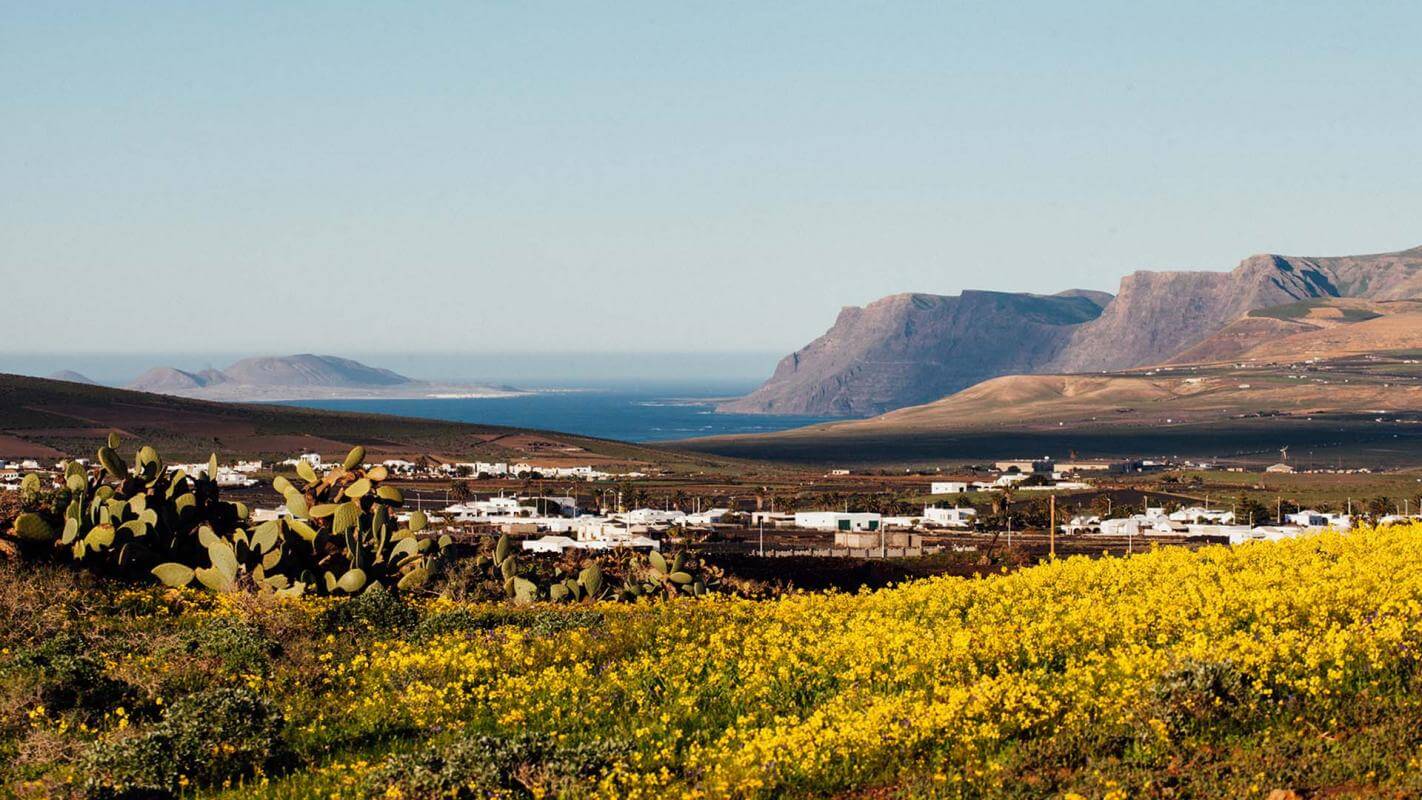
[673,413,1422,468]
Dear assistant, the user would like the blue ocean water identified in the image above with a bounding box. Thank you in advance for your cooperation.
[279,383,833,443]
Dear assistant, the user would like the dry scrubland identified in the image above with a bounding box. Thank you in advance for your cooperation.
[7,527,1422,798]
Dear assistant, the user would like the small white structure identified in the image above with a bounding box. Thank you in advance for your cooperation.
[922,506,977,528]
[1169,507,1235,524]
[522,531,660,553]
[1098,518,1142,537]
[930,481,970,495]
[618,508,684,526]
[279,453,322,469]
[214,468,258,488]
[1189,524,1255,541]
[794,511,882,532]
[683,508,731,525]
[1285,510,1351,530]
[522,535,578,554]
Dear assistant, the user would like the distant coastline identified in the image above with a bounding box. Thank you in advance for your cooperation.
[149,382,530,403]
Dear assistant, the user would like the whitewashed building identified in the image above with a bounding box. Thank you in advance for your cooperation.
[794,511,882,532]
[922,506,977,528]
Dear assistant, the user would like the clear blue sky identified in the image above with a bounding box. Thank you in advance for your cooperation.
[5,1,1420,357]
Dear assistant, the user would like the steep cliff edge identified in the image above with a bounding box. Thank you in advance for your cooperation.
[727,245,1422,417]
[717,290,1108,416]
[1049,247,1422,372]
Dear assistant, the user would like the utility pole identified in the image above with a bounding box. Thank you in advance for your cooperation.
[1049,494,1056,560]
[759,516,765,556]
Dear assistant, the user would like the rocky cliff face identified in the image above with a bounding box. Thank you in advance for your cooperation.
[717,290,1108,416]
[1050,246,1422,372]
[727,245,1422,417]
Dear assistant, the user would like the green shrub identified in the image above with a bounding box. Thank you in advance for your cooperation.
[80,686,290,798]
[360,733,626,799]
[321,583,419,635]
[12,633,134,717]
[1150,659,1254,737]
[179,618,277,675]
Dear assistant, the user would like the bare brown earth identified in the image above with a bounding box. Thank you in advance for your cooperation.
[1168,298,1422,364]
[0,373,735,472]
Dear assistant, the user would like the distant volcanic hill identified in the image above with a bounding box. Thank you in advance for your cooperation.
[726,244,1422,416]
[46,370,97,385]
[215,354,409,388]
[125,354,517,402]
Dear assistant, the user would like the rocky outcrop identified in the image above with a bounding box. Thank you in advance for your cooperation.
[1049,248,1422,372]
[717,290,1109,416]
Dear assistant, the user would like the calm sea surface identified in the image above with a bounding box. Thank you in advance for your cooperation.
[279,384,833,443]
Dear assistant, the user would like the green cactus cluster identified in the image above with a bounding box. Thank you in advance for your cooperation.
[467,533,713,604]
[4,436,446,597]
[624,548,712,599]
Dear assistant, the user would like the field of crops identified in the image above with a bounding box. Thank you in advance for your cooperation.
[8,526,1422,798]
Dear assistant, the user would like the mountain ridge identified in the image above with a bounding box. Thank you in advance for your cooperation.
[726,244,1422,416]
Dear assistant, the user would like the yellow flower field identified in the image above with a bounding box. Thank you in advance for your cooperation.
[309,524,1422,797]
[10,525,1422,798]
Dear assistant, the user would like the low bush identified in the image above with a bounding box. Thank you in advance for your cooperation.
[178,619,277,676]
[80,687,290,798]
[11,633,134,718]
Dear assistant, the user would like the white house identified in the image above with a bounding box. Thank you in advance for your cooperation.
[922,506,977,528]
[618,508,684,526]
[1285,510,1351,530]
[1098,518,1142,537]
[1169,507,1235,524]
[279,453,322,469]
[214,468,257,488]
[683,508,731,525]
[1189,524,1255,541]
[930,481,970,495]
[794,511,882,532]
[522,535,578,554]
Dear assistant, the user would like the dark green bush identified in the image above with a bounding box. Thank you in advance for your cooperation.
[180,618,277,675]
[80,686,290,798]
[1150,659,1253,737]
[361,733,626,799]
[12,633,134,717]
[321,583,419,635]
